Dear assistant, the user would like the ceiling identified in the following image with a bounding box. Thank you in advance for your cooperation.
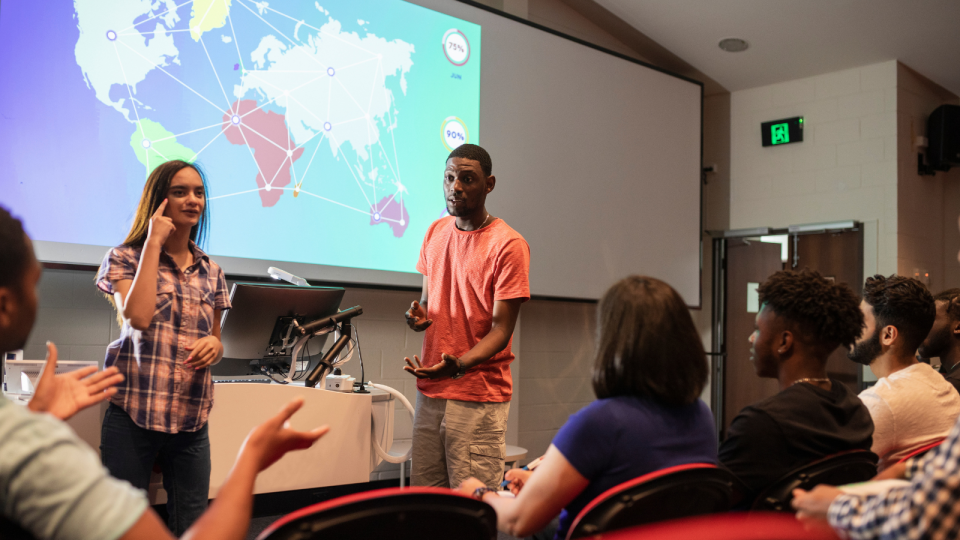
[590,0,960,96]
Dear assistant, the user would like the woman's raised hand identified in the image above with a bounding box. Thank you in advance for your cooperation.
[146,199,176,247]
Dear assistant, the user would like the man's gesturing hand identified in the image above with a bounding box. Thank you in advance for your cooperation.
[403,354,459,379]
[28,342,125,420]
[404,301,432,331]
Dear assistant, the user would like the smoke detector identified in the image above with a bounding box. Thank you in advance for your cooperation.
[718,38,749,52]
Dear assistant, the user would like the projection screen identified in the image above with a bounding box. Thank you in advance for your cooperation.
[0,0,701,303]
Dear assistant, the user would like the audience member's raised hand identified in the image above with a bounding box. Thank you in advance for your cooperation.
[28,342,124,420]
[504,468,532,495]
[792,485,842,521]
[240,397,329,471]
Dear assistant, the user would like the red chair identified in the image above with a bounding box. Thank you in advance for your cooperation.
[565,463,741,540]
[752,450,878,512]
[580,512,841,540]
[897,439,944,464]
[255,487,497,540]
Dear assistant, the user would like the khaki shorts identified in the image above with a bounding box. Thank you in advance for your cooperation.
[411,391,510,489]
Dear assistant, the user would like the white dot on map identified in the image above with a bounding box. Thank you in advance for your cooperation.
[106,30,117,41]
[373,212,381,222]
[231,115,240,125]
[265,185,272,192]
[141,139,151,148]
[327,67,335,76]
[324,122,332,132]
[399,219,406,226]
[286,149,293,157]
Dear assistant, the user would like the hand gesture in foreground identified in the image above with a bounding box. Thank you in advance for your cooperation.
[146,199,176,247]
[28,342,124,420]
[240,397,330,471]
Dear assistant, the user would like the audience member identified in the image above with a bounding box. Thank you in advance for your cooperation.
[718,269,874,507]
[848,275,960,470]
[458,276,716,540]
[918,288,960,394]
[0,204,328,540]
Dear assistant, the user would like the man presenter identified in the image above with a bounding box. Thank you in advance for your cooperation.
[404,144,530,489]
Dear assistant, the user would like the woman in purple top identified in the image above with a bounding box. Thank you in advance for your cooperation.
[459,276,717,540]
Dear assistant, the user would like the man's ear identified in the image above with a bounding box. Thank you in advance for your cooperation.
[778,330,794,357]
[952,320,960,337]
[0,287,13,336]
[485,174,496,194]
[880,325,898,347]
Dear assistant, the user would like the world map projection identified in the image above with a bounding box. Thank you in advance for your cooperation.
[0,0,481,275]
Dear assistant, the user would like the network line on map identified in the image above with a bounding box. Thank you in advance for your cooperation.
[107,0,407,225]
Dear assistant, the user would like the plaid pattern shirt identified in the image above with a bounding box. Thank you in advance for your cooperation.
[96,243,231,434]
[828,415,960,539]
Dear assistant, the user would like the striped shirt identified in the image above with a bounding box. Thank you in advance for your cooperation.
[96,242,231,433]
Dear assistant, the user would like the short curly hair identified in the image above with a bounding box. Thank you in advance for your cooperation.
[447,144,492,176]
[758,269,864,353]
[0,205,31,292]
[933,288,960,321]
[863,275,935,352]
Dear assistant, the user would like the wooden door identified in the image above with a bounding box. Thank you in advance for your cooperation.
[788,230,864,392]
[722,239,783,433]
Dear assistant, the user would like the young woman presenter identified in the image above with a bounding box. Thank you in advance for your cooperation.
[96,160,231,535]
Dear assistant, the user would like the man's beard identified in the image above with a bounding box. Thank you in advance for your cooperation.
[848,329,882,365]
[919,327,951,359]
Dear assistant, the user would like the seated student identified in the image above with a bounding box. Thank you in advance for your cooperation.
[719,269,874,507]
[457,276,717,540]
[918,288,960,394]
[848,275,960,470]
[0,204,329,540]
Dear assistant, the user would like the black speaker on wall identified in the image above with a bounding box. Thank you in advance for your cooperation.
[928,104,960,172]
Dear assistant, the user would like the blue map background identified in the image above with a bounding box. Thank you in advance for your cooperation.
[0,0,480,275]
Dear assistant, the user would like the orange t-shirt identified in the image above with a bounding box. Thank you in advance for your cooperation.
[415,216,531,402]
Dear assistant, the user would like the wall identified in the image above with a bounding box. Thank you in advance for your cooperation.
[896,64,960,293]
[730,60,899,277]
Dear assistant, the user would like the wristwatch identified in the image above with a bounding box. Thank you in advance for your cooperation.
[451,357,468,379]
[473,486,497,501]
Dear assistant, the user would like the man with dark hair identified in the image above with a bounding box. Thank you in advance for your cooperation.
[919,288,960,394]
[402,144,530,489]
[848,275,959,470]
[0,203,328,540]
[719,269,874,507]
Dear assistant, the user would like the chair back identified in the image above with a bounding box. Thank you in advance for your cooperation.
[566,463,739,540]
[897,439,944,464]
[752,450,878,512]
[580,512,841,540]
[256,487,497,540]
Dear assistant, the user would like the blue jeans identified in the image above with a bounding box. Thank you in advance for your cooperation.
[100,403,211,535]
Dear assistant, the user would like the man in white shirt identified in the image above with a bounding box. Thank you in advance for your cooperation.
[847,274,960,471]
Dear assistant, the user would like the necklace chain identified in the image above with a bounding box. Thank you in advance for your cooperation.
[792,377,830,387]
[457,213,492,231]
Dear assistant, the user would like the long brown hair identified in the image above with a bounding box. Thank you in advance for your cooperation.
[592,276,707,406]
[124,160,210,248]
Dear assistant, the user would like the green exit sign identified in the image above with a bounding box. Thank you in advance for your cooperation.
[761,117,804,147]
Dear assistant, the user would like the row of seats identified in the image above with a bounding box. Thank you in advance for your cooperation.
[258,443,945,540]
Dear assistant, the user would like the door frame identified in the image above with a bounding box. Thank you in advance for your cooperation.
[708,220,861,441]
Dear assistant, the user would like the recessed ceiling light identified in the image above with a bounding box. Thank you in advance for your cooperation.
[718,38,749,52]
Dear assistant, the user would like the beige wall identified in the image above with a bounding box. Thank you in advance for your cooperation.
[730,60,899,276]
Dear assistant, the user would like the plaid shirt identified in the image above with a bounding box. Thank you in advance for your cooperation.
[828,415,960,539]
[96,243,231,434]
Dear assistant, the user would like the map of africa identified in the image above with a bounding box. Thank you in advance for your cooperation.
[0,0,479,274]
